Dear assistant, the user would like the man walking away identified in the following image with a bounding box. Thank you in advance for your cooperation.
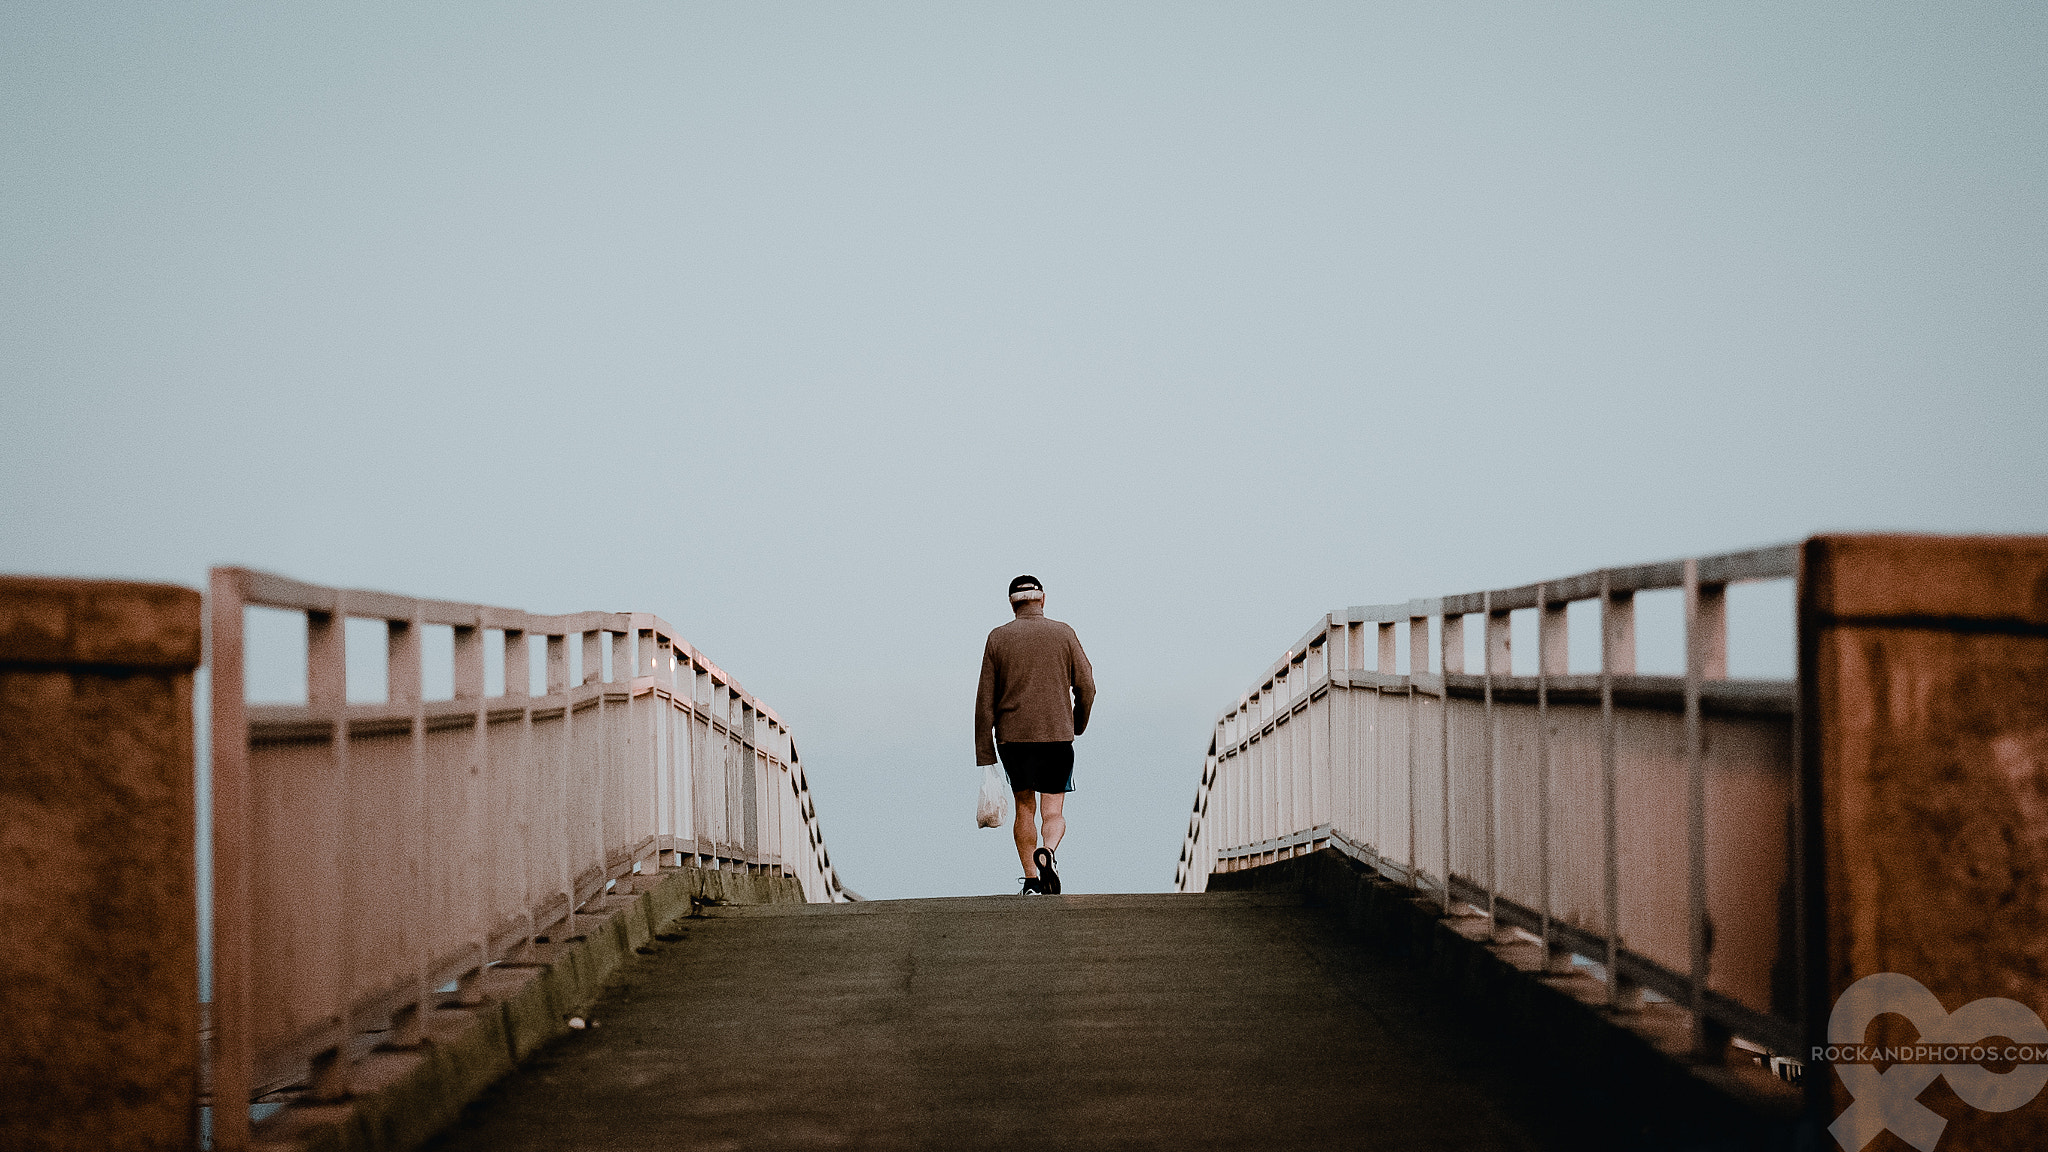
[975,574,1096,894]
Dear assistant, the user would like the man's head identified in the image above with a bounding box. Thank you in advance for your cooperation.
[1008,574,1044,614]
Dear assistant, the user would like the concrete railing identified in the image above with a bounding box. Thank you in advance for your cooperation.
[1177,543,1806,1059]
[209,567,851,1151]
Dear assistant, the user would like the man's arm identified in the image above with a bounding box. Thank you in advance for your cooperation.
[1070,630,1096,737]
[974,639,999,766]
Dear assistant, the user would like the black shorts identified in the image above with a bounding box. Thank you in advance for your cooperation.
[997,741,1075,795]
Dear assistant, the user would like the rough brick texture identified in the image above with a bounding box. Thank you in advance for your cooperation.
[1806,534,2048,1148]
[0,576,202,1152]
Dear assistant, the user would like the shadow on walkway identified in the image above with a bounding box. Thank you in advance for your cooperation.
[425,892,1656,1151]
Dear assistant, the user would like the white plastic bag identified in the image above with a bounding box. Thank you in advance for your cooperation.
[976,764,1009,828]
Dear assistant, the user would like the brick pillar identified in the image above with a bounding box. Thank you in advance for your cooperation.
[0,577,203,1152]
[1804,534,2048,1149]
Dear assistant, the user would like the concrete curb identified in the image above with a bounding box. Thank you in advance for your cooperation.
[247,866,807,1152]
[1210,849,1811,1149]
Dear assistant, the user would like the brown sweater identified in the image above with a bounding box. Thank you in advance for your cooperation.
[974,605,1096,766]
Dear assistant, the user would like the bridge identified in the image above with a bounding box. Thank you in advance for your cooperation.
[5,533,2047,1151]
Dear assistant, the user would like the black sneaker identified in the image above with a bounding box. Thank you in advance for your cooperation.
[1034,848,1061,895]
[1018,875,1044,895]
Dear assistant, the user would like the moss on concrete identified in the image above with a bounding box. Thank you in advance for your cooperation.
[250,866,808,1152]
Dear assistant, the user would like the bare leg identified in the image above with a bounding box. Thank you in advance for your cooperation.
[1012,790,1040,877]
[1040,790,1066,854]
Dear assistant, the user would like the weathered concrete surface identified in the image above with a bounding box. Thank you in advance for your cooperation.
[425,888,1673,1152]
[1214,850,1802,1148]
[1803,534,2048,1147]
[249,864,804,1152]
[0,576,204,1152]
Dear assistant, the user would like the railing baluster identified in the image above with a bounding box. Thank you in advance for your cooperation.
[1484,593,1508,926]
[1313,630,1334,835]
[1537,586,1566,970]
[1601,575,1638,1010]
[592,633,610,888]
[743,704,761,872]
[1345,621,1364,843]
[388,614,430,1044]
[306,600,351,1100]
[690,664,707,869]
[1402,615,1417,885]
[500,628,527,982]
[544,633,569,936]
[1684,559,1727,1058]
[1439,612,1462,912]
[517,639,538,945]
[560,633,579,935]
[455,619,494,1006]
[208,571,251,1152]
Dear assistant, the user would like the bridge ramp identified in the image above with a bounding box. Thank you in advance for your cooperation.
[428,891,1578,1151]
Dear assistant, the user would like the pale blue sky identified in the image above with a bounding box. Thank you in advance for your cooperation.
[4,3,2044,898]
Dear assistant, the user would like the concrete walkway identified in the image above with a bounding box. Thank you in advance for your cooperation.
[425,891,1584,1151]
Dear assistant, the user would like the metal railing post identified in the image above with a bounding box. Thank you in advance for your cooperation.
[1234,716,1244,859]
[305,598,351,1100]
[389,614,430,1044]
[1246,695,1260,851]
[453,619,498,1007]
[545,634,569,694]
[1342,622,1360,840]
[636,627,657,873]
[1483,593,1508,925]
[1377,621,1395,870]
[606,630,628,876]
[1439,612,1461,913]
[1537,585,1569,970]
[1404,615,1419,886]
[655,635,679,860]
[559,633,579,935]
[1685,559,1727,1058]
[594,633,613,883]
[691,664,708,869]
[742,705,761,871]
[1312,632,1332,832]
[208,570,251,1152]
[498,628,528,977]
[514,641,537,940]
[1273,669,1291,839]
[541,633,568,937]
[1601,575,1638,1009]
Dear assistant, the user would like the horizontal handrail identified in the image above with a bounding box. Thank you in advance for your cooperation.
[1237,544,1796,711]
[208,567,851,1150]
[1178,542,1802,1065]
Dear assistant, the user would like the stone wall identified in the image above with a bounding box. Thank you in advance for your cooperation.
[0,576,204,1152]
[1804,534,2048,1148]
